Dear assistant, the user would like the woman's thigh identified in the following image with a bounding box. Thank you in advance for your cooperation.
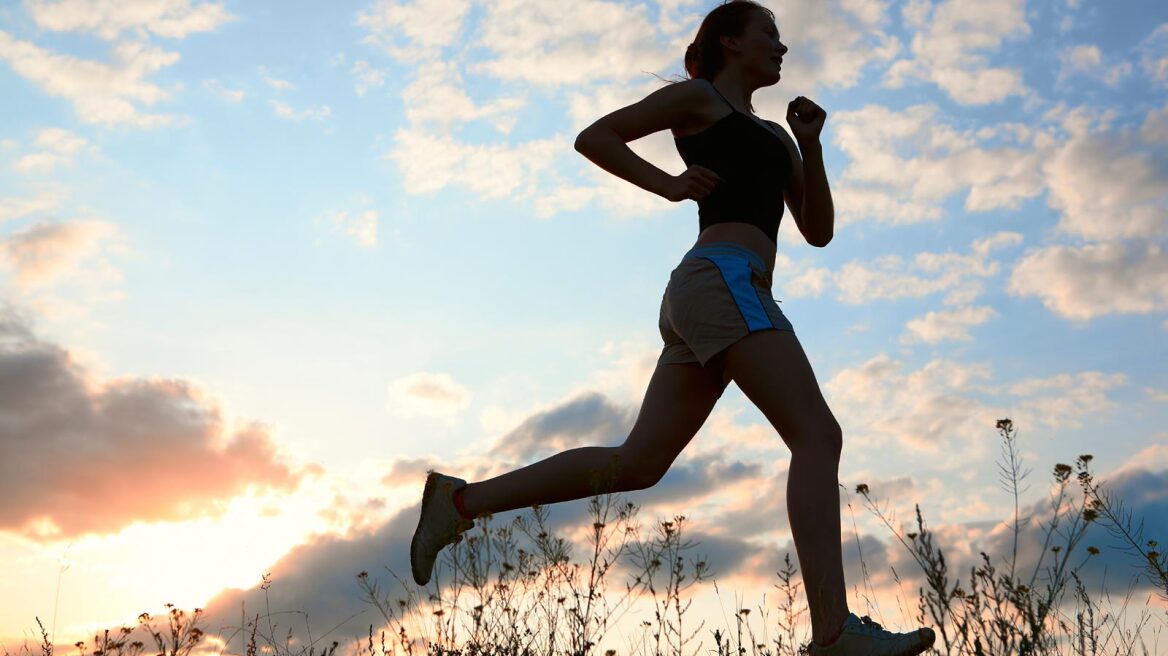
[617,357,729,486]
[722,329,841,453]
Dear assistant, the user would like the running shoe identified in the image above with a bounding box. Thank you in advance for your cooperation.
[410,470,475,586]
[807,613,935,656]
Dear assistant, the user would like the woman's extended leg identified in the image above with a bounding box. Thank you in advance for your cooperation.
[720,329,847,647]
[457,356,731,518]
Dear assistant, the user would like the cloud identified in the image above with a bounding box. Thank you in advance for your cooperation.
[203,78,244,102]
[0,307,317,538]
[386,127,564,199]
[938,464,1168,600]
[326,209,379,248]
[899,305,999,344]
[468,0,674,88]
[260,68,295,90]
[0,219,122,288]
[1041,104,1168,243]
[1057,44,1132,87]
[1137,23,1168,85]
[351,60,386,97]
[824,353,1125,456]
[825,354,996,454]
[782,232,1017,306]
[829,103,1047,227]
[24,0,233,40]
[11,128,90,174]
[0,32,180,127]
[177,458,1160,656]
[0,189,62,223]
[885,0,1034,105]
[269,100,332,121]
[486,390,634,463]
[1004,371,1127,430]
[401,60,525,132]
[357,0,472,63]
[386,372,472,419]
[1117,439,1168,473]
[1007,242,1168,322]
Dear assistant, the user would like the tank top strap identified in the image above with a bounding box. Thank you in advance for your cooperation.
[705,80,738,113]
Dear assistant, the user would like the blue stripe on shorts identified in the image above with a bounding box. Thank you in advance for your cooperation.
[700,255,775,332]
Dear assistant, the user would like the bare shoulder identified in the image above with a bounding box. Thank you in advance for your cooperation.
[577,78,722,145]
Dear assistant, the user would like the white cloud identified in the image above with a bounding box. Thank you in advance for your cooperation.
[1116,439,1168,475]
[468,0,673,88]
[327,209,379,248]
[203,78,244,102]
[1057,44,1132,87]
[1137,23,1168,85]
[1143,103,1168,144]
[826,353,998,455]
[386,372,472,419]
[825,352,1125,458]
[12,128,89,174]
[262,73,295,91]
[1004,371,1127,429]
[0,219,124,288]
[585,338,658,403]
[885,0,1035,105]
[971,231,1024,258]
[830,103,1047,227]
[400,60,525,131]
[386,128,563,199]
[351,60,386,97]
[1041,105,1168,243]
[0,32,180,127]
[25,0,233,40]
[269,100,331,121]
[790,236,1006,306]
[1007,242,1168,322]
[900,305,998,344]
[357,0,471,63]
[783,265,833,298]
[0,189,63,223]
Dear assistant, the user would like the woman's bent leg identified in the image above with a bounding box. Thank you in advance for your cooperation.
[721,329,847,647]
[459,358,730,518]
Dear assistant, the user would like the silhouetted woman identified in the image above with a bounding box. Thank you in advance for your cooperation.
[411,2,936,654]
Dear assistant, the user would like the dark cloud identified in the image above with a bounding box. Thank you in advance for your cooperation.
[641,451,766,509]
[0,305,319,538]
[179,433,1168,656]
[489,391,636,462]
[854,464,1168,603]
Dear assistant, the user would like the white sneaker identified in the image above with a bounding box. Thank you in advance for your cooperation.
[808,613,935,656]
[410,471,475,586]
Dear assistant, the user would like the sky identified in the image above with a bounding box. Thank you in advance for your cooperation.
[1,0,1167,653]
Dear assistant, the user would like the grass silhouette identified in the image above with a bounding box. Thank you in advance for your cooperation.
[7,419,1166,656]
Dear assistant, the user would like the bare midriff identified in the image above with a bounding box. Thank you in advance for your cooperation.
[694,221,776,272]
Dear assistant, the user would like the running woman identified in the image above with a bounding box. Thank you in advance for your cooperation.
[411,2,936,654]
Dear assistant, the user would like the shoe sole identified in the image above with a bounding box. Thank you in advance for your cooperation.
[811,628,936,656]
[410,470,442,585]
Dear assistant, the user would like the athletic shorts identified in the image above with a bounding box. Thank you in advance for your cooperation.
[658,241,794,367]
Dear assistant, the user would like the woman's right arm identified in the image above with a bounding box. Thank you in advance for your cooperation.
[574,79,722,203]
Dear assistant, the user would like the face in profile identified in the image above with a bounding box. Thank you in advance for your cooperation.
[724,10,788,87]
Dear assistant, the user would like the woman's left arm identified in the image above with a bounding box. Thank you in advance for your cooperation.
[788,97,833,247]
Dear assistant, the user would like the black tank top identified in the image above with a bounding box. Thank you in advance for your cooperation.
[674,80,792,244]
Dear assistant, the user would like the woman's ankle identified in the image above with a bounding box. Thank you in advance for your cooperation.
[453,485,474,520]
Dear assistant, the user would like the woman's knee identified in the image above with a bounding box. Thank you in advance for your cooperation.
[786,420,843,459]
[612,448,670,490]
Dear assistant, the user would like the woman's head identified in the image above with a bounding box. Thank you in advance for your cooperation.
[684,1,785,86]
